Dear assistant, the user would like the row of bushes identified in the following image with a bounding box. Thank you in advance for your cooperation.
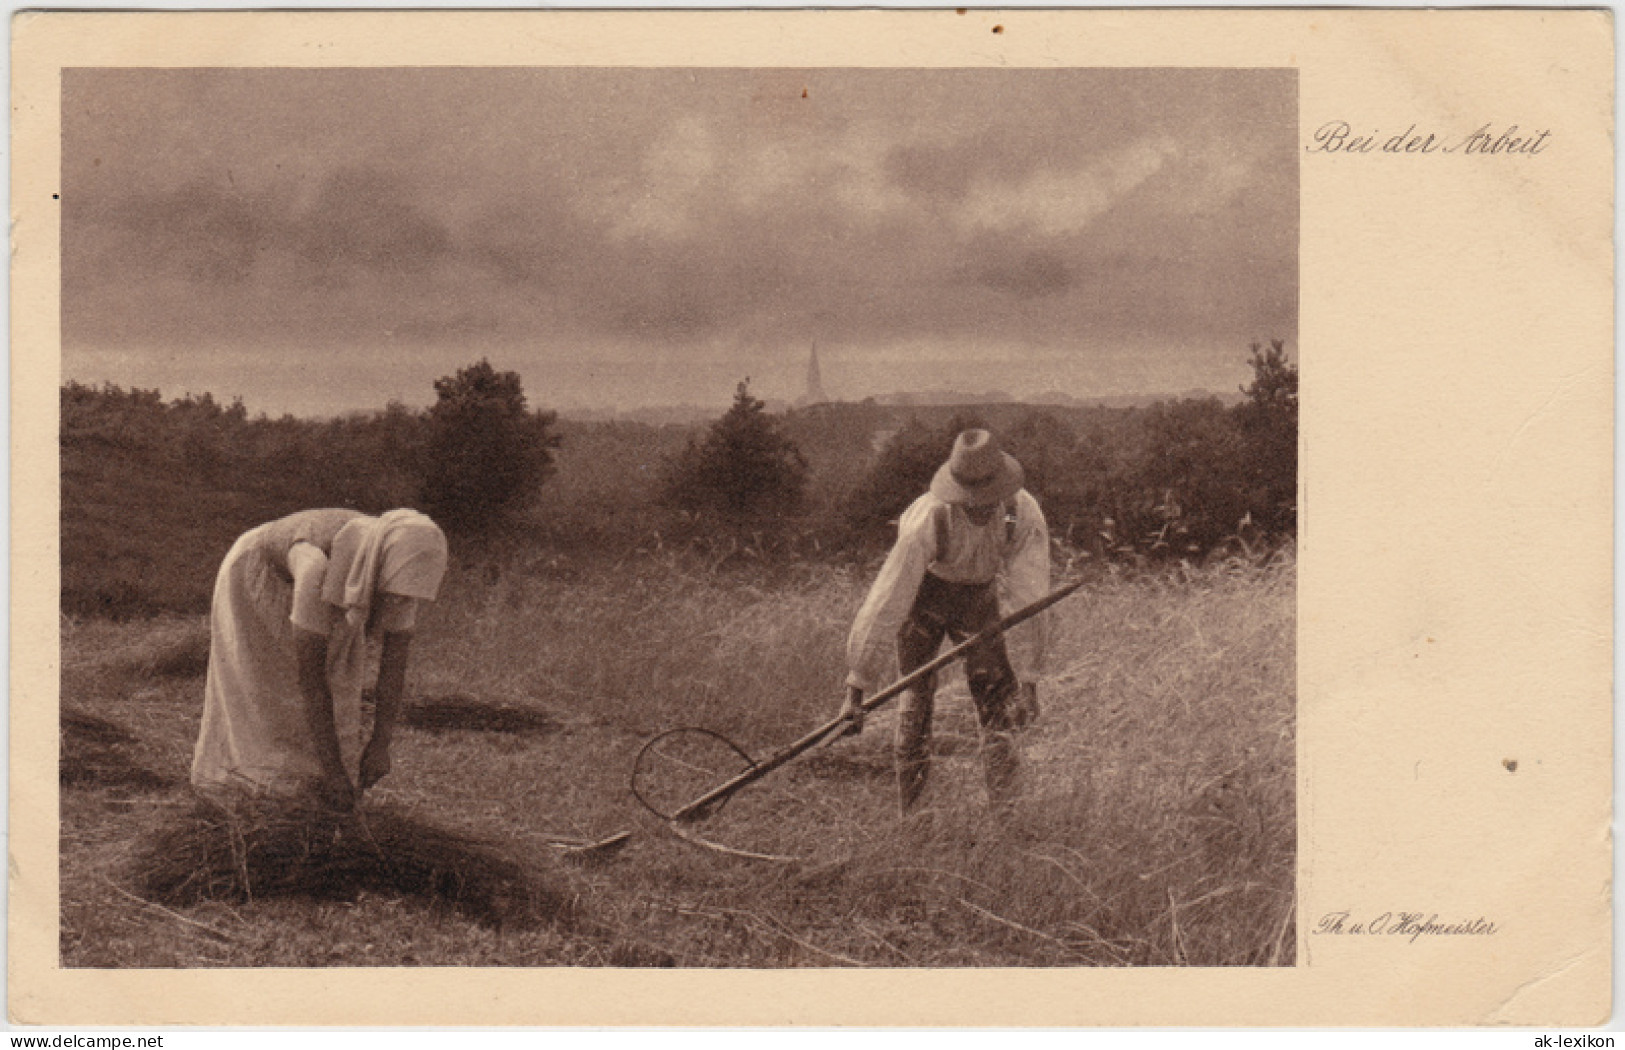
[61,359,558,530]
[669,340,1297,561]
[60,344,1295,617]
[839,394,1294,562]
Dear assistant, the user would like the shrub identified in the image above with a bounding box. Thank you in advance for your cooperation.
[1001,411,1080,516]
[660,380,810,536]
[1128,397,1251,555]
[419,360,561,534]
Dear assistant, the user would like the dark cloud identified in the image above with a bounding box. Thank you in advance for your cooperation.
[885,140,981,202]
[61,67,1296,411]
[65,180,274,286]
[973,246,1075,301]
[297,169,452,276]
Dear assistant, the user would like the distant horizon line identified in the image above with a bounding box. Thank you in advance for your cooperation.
[62,372,1245,423]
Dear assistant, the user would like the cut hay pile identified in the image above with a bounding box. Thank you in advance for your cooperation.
[132,797,570,929]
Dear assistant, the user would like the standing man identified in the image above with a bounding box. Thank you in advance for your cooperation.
[840,429,1051,813]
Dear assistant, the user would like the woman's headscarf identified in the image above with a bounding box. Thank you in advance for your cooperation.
[321,509,449,630]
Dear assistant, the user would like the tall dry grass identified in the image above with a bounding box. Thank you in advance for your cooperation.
[401,545,1295,965]
[411,550,866,750]
[61,543,1294,967]
[889,550,1297,965]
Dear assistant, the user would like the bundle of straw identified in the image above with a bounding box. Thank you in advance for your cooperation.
[133,797,567,928]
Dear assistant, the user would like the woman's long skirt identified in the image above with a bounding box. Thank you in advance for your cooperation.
[190,524,367,802]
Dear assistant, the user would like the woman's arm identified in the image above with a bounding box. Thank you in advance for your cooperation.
[360,630,413,790]
[288,543,355,809]
[359,593,419,790]
[294,626,355,811]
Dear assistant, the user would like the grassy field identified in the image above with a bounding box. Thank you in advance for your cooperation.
[60,544,1295,968]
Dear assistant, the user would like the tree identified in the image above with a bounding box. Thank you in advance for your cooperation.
[661,379,809,531]
[1238,339,1299,421]
[1234,339,1298,538]
[419,359,560,532]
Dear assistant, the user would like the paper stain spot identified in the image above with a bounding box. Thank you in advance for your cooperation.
[992,24,1005,33]
[1503,758,1518,773]
[801,88,808,99]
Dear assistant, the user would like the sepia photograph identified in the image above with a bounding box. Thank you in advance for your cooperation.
[57,63,1298,970]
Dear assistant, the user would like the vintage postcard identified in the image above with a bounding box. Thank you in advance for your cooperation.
[10,8,1613,1027]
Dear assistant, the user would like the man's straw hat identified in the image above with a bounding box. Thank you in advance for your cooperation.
[930,429,1024,507]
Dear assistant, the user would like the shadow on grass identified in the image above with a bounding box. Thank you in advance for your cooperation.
[400,694,559,737]
[61,709,180,795]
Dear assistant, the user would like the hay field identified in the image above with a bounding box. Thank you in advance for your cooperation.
[60,547,1295,967]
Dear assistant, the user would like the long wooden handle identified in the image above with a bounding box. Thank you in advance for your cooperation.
[669,576,1086,822]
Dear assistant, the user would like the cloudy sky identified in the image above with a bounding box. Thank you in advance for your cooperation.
[62,67,1296,416]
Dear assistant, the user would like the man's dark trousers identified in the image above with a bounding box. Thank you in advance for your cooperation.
[893,572,1020,812]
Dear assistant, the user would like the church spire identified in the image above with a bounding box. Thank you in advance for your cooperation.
[804,342,827,405]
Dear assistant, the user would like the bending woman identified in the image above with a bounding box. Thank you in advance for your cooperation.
[191,508,450,811]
